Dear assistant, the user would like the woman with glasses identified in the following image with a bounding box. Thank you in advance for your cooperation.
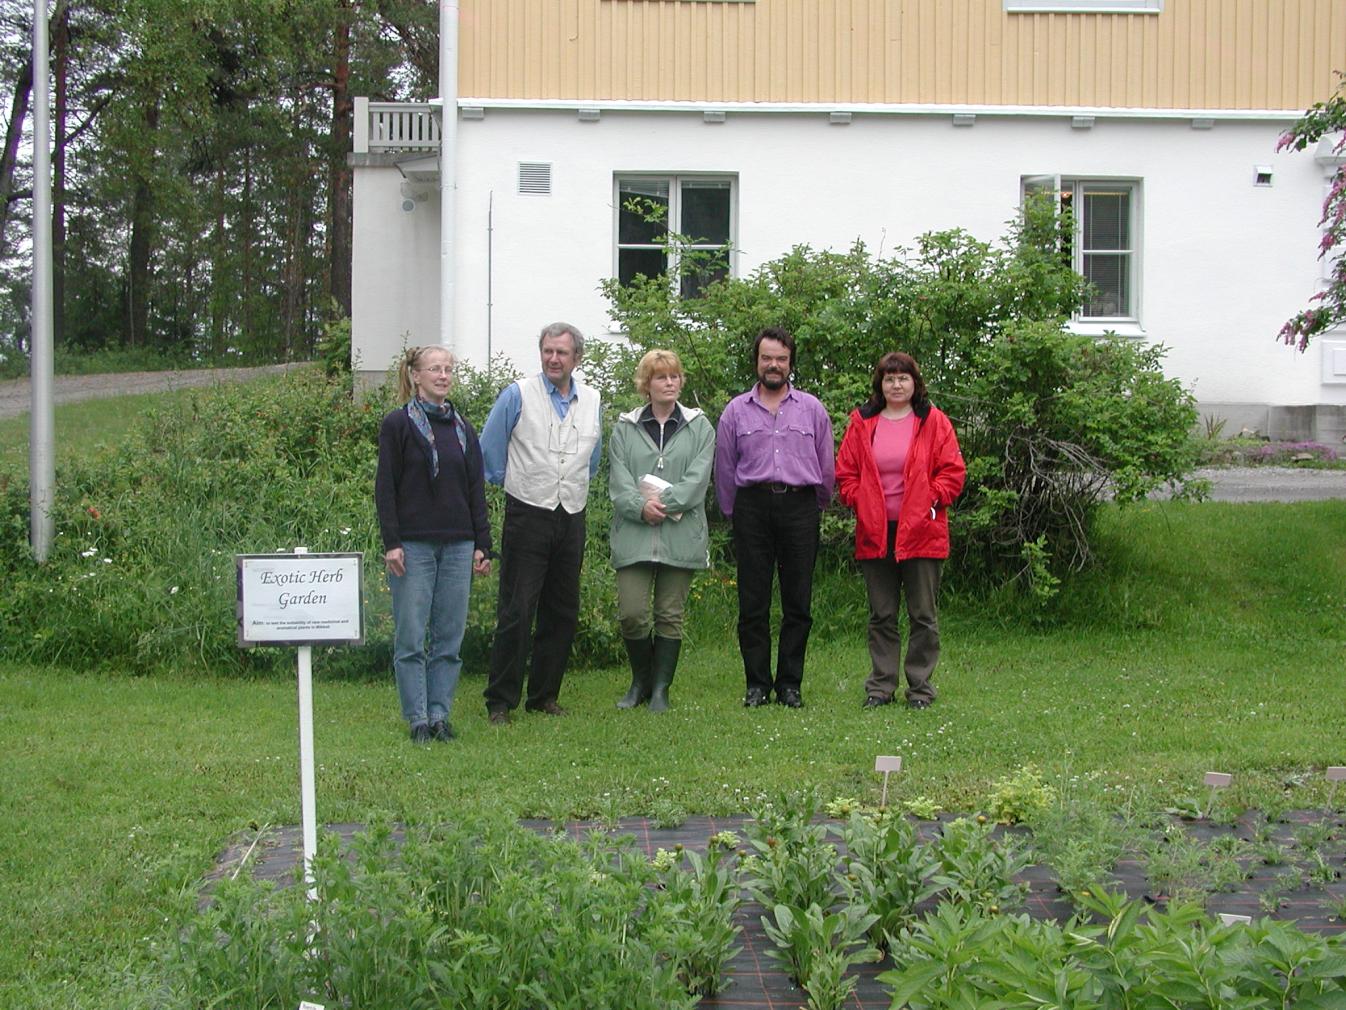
[835,352,965,710]
[375,345,493,742]
[608,349,715,712]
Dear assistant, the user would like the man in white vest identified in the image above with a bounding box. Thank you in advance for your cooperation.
[480,322,602,723]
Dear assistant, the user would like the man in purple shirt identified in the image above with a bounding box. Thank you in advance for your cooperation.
[714,327,835,708]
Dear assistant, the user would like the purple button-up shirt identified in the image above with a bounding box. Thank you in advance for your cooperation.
[714,384,835,515]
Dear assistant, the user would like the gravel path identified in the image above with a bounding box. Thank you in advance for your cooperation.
[0,363,308,420]
[1188,465,1346,503]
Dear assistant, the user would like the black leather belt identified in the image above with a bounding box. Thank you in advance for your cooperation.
[747,482,810,494]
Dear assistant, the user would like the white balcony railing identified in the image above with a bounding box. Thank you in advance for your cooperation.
[353,99,441,154]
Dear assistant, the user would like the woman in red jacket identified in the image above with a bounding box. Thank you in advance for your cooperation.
[835,352,966,710]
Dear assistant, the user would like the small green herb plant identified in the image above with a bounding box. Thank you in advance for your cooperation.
[759,901,879,1010]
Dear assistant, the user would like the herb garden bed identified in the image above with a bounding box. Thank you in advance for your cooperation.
[205,806,1344,1010]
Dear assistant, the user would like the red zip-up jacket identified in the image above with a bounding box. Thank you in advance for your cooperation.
[835,401,966,561]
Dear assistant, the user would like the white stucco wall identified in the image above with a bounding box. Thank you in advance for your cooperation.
[353,107,1341,422]
[351,158,442,377]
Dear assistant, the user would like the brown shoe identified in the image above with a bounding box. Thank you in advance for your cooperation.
[528,700,567,716]
[487,708,511,725]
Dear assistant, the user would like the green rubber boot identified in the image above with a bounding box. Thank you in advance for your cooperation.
[617,634,654,709]
[648,636,682,713]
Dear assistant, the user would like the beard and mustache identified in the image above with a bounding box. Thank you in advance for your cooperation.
[759,367,788,390]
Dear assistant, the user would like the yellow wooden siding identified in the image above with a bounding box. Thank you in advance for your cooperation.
[457,0,1346,110]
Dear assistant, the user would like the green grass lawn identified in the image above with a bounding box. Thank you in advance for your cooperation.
[0,389,202,468]
[1,384,1343,1006]
[3,501,1345,1007]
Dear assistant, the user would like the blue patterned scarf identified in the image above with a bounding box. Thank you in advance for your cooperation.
[406,398,456,479]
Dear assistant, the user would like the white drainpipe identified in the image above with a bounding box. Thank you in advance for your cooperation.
[439,0,459,352]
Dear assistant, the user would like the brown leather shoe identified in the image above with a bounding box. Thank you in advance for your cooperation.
[487,708,511,725]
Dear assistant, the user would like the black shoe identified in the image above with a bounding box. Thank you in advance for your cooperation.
[908,698,932,710]
[743,687,770,708]
[430,720,456,742]
[777,688,803,709]
[487,708,511,726]
[410,722,432,743]
[863,695,892,709]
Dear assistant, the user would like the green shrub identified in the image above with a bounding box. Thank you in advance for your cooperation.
[0,348,646,673]
[0,367,383,672]
[604,198,1200,595]
[952,320,1200,582]
[317,304,352,377]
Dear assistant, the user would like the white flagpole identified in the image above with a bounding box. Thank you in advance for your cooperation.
[30,0,54,562]
[439,0,458,352]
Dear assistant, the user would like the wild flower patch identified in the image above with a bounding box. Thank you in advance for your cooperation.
[1198,437,1343,468]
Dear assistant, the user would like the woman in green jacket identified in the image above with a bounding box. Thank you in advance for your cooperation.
[608,349,716,712]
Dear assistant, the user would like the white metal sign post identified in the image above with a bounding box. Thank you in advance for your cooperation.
[297,631,316,900]
[237,549,363,900]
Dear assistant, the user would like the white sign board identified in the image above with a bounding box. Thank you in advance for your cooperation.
[237,553,364,646]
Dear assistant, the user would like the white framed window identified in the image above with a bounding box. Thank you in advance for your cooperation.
[1004,1,1161,12]
[1023,175,1140,325]
[615,174,736,298]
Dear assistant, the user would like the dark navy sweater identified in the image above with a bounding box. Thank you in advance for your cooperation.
[374,406,492,553]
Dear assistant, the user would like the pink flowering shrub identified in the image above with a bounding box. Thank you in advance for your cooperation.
[1277,73,1346,352]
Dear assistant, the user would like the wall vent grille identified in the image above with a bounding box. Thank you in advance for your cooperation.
[518,162,552,195]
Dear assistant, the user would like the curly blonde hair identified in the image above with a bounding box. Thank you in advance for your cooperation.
[633,349,683,398]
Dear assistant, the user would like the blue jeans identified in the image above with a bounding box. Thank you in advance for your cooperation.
[388,539,474,726]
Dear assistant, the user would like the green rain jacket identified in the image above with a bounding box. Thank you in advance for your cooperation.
[608,403,715,570]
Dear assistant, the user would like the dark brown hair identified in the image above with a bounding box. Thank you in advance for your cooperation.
[753,326,795,372]
[861,351,929,417]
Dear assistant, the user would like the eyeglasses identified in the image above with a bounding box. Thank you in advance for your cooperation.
[418,365,452,376]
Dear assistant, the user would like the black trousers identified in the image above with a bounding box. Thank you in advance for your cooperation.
[484,494,586,712]
[731,487,820,696]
